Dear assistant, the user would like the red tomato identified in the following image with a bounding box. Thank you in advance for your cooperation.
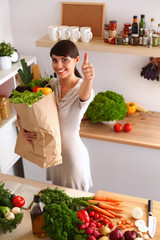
[102,219,109,225]
[96,221,101,228]
[98,216,103,222]
[12,196,25,208]
[124,123,132,132]
[89,211,95,217]
[94,213,99,219]
[32,86,40,92]
[114,123,123,132]
[108,222,114,229]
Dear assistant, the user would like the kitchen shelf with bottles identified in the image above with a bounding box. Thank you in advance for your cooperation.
[0,55,36,173]
[36,34,160,58]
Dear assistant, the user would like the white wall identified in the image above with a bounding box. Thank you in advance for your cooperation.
[2,0,160,199]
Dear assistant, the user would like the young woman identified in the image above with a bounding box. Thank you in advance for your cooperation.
[20,40,95,191]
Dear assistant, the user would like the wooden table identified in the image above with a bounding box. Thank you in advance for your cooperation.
[0,173,160,240]
[80,111,160,150]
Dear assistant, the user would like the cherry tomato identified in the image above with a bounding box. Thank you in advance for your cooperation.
[124,123,132,132]
[114,123,123,132]
[98,216,103,222]
[94,213,99,219]
[96,221,101,228]
[108,222,114,229]
[102,219,109,225]
[89,211,95,217]
[12,195,25,208]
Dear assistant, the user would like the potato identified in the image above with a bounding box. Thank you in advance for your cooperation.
[99,236,109,240]
[99,226,111,236]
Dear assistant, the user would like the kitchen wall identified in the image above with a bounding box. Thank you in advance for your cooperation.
[1,0,160,199]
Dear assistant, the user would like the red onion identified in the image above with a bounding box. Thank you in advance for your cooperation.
[124,230,138,240]
[110,227,123,240]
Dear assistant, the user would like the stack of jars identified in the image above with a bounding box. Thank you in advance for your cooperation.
[0,96,11,125]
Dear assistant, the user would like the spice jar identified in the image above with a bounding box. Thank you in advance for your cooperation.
[123,34,129,45]
[108,20,117,44]
[116,34,123,45]
[104,23,109,43]
[123,23,131,35]
[152,34,159,47]
[131,34,139,46]
[0,96,11,120]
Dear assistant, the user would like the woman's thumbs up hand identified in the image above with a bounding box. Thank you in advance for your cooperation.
[82,53,95,81]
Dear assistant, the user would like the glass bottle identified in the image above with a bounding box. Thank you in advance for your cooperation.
[157,23,160,46]
[139,28,144,45]
[30,195,46,238]
[132,16,138,34]
[143,29,148,46]
[128,26,132,44]
[149,18,156,34]
[139,14,146,34]
[104,23,109,43]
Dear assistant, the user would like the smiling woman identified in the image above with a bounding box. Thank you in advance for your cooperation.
[45,40,95,191]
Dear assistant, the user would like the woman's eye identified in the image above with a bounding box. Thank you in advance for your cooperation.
[62,58,68,63]
[52,58,57,63]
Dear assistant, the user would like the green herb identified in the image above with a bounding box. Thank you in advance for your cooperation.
[8,90,44,107]
[0,41,15,57]
[43,202,88,240]
[40,187,94,211]
[85,90,127,123]
[17,59,33,85]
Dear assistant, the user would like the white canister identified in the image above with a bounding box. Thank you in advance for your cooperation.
[48,25,61,41]
[59,26,70,40]
[80,27,93,43]
[69,26,81,42]
[0,56,12,70]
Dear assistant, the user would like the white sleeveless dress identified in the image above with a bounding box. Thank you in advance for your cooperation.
[46,78,94,191]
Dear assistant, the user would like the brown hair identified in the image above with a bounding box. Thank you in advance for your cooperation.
[50,40,82,78]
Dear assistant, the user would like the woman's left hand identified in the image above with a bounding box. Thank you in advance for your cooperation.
[82,53,95,81]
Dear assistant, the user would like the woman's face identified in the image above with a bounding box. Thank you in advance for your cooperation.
[51,54,80,80]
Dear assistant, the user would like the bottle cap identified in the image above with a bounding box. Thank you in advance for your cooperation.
[151,18,155,22]
[133,16,137,19]
[141,14,145,18]
[34,195,40,203]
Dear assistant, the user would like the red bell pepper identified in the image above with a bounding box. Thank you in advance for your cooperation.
[77,209,90,223]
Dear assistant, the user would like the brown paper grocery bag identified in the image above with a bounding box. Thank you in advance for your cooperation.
[13,92,62,168]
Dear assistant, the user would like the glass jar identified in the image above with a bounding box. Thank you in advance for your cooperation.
[104,23,109,43]
[0,96,11,120]
[123,23,131,35]
[131,34,139,46]
[152,34,159,47]
[116,34,123,45]
[108,20,117,44]
[123,34,129,45]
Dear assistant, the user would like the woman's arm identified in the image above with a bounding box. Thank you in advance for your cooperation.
[17,115,36,142]
[79,53,95,101]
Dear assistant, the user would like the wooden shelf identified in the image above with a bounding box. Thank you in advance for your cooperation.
[80,111,160,150]
[36,34,160,58]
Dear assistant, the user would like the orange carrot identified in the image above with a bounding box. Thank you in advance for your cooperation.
[88,199,120,206]
[94,195,123,203]
[107,210,123,218]
[90,205,116,218]
[98,202,124,212]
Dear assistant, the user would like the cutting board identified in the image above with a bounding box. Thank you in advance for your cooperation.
[96,190,160,239]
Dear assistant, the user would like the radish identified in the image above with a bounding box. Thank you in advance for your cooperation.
[88,222,96,228]
[92,229,100,238]
[86,227,94,235]
[88,236,96,240]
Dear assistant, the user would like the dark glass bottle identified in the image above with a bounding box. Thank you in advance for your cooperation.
[30,195,46,238]
[139,14,146,34]
[132,16,138,34]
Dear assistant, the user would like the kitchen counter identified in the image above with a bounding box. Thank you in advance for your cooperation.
[0,173,160,240]
[80,111,160,150]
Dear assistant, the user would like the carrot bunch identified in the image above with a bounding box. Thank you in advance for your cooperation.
[87,194,124,222]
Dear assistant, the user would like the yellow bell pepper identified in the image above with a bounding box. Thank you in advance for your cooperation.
[36,87,52,95]
[127,102,136,114]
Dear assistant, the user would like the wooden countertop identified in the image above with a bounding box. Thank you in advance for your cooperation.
[0,173,160,240]
[80,111,160,150]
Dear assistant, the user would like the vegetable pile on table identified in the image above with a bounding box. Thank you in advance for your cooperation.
[85,91,127,123]
[9,59,53,107]
[0,183,25,233]
[39,187,124,240]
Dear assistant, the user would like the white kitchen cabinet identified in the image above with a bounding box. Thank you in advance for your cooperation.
[0,55,36,173]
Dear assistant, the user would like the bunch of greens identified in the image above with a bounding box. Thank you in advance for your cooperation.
[9,90,44,107]
[0,41,15,57]
[85,90,127,123]
[43,202,88,240]
[40,187,94,211]
[0,183,23,233]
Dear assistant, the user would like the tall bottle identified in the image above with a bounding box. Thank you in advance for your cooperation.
[149,18,156,34]
[132,16,138,34]
[30,195,46,238]
[139,14,146,34]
